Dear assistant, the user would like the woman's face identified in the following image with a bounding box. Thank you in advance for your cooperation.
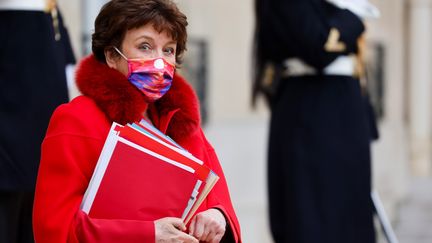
[106,23,177,76]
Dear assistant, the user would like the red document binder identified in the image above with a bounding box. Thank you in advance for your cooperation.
[81,122,219,223]
[89,138,198,220]
[118,124,211,181]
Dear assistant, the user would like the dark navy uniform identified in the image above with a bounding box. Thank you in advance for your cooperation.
[254,0,376,242]
[0,2,75,242]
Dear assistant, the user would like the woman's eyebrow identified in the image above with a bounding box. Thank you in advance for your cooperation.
[165,40,177,46]
[134,35,155,42]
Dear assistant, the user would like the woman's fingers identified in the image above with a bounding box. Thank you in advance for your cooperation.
[210,233,224,243]
[179,232,199,243]
[204,219,224,242]
[188,216,196,236]
[167,217,186,231]
[189,209,226,242]
[155,217,198,243]
[193,214,205,239]
[202,226,215,242]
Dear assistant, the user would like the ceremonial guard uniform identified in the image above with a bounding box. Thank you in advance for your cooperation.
[0,0,75,242]
[254,0,377,242]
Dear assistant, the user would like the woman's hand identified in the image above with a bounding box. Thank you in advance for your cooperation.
[155,217,198,243]
[188,209,226,243]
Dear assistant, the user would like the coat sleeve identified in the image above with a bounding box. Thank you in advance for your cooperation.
[33,106,155,243]
[259,0,365,69]
[198,130,242,243]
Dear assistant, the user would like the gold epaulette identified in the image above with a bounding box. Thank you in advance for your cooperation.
[45,0,56,13]
[45,0,61,41]
[324,28,347,53]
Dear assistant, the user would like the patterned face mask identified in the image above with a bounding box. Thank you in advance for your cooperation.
[114,47,175,102]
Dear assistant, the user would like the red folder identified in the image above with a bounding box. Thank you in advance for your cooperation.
[119,122,220,222]
[87,137,199,220]
[81,122,218,223]
[118,125,211,181]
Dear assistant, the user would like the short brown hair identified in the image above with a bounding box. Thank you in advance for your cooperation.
[92,0,188,64]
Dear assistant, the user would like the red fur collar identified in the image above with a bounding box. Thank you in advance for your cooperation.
[75,55,201,142]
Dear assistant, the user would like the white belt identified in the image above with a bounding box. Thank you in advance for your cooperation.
[282,55,356,77]
[0,0,48,11]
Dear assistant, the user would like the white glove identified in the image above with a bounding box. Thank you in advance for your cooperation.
[326,0,380,19]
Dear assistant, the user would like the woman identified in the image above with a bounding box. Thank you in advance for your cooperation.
[33,0,241,242]
[253,0,376,242]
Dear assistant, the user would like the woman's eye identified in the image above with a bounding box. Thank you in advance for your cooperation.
[164,48,175,56]
[139,43,152,51]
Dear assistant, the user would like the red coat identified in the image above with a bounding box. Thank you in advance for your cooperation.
[33,55,242,243]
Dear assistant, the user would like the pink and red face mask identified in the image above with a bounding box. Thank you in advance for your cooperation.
[114,47,175,102]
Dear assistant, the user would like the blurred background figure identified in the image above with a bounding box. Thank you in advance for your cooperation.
[0,0,75,242]
[252,0,379,242]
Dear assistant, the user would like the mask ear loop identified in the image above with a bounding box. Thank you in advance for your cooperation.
[113,47,128,61]
[113,47,132,77]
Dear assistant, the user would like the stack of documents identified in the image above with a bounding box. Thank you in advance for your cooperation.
[80,120,219,224]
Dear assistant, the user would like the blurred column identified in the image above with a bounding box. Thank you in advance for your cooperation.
[81,0,108,55]
[408,0,432,176]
